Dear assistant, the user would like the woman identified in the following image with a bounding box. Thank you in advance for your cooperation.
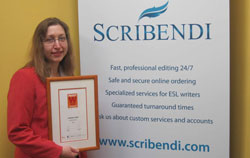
[7,17,87,158]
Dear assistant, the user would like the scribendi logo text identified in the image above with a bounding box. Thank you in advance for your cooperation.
[138,1,169,21]
[93,0,211,42]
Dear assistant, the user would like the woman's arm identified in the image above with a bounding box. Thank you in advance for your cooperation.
[7,69,62,158]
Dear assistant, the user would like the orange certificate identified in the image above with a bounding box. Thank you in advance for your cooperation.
[46,75,99,151]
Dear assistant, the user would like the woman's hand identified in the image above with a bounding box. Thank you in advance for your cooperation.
[60,146,79,158]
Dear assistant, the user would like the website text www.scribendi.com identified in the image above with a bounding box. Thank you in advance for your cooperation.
[100,138,210,152]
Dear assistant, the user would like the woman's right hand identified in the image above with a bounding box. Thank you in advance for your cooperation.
[60,146,79,158]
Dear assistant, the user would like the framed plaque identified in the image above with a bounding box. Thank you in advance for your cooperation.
[46,75,99,151]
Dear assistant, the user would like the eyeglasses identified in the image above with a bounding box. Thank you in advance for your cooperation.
[43,36,67,45]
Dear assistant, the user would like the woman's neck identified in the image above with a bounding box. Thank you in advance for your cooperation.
[50,63,60,77]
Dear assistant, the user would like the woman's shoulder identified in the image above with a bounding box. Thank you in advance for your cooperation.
[11,67,38,82]
[14,66,35,75]
[19,66,35,72]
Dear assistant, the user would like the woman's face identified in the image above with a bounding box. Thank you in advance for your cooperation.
[43,24,68,65]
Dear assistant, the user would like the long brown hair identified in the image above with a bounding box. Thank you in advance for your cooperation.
[26,17,74,82]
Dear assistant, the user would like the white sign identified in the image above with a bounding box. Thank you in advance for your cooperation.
[78,0,229,157]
